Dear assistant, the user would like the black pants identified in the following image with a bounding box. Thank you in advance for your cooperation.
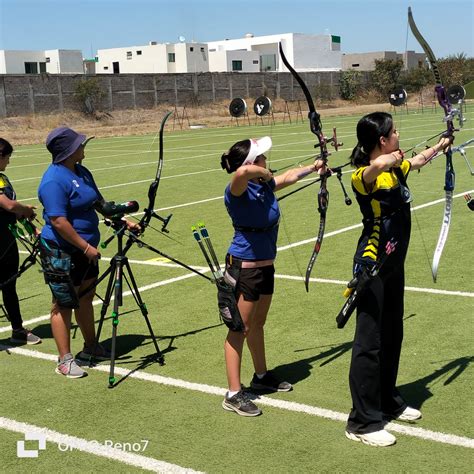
[347,264,407,434]
[0,232,23,330]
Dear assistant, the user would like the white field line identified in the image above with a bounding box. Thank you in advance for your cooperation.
[0,269,210,334]
[0,417,201,473]
[11,116,472,171]
[1,346,473,450]
[7,256,473,338]
[278,189,474,251]
[276,274,474,298]
[12,115,466,160]
[10,189,472,333]
[17,146,353,194]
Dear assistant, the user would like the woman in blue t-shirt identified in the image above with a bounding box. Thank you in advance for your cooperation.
[220,136,326,416]
[38,127,138,379]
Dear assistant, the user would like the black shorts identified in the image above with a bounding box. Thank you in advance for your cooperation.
[236,265,275,302]
[70,249,99,286]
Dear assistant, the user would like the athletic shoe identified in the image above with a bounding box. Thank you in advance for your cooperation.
[10,328,42,345]
[55,353,87,378]
[250,370,293,392]
[396,406,422,421]
[345,429,396,447]
[77,343,111,361]
[222,391,262,416]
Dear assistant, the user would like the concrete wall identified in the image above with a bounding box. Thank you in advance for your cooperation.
[0,70,359,118]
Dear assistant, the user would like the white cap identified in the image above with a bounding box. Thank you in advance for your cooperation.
[242,136,272,165]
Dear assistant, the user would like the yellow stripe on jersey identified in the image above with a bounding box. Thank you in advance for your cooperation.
[351,160,411,195]
[0,175,7,189]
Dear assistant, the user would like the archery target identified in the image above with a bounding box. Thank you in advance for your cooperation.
[447,85,466,104]
[229,98,247,117]
[388,88,408,106]
[253,96,272,116]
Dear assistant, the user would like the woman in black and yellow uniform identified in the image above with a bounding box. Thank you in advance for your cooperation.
[344,112,452,447]
[0,138,41,345]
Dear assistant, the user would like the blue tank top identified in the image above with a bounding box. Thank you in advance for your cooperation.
[224,179,280,260]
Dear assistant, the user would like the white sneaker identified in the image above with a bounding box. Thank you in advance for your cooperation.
[396,406,422,421]
[345,429,396,447]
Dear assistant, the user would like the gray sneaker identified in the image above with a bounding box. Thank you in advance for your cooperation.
[10,328,42,345]
[55,353,87,378]
[222,390,262,416]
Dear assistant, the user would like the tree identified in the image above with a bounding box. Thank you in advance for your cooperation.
[74,78,105,115]
[339,70,363,100]
[400,66,432,92]
[437,54,474,87]
[371,59,404,99]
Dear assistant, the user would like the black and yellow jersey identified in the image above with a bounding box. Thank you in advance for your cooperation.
[0,172,17,227]
[351,160,412,266]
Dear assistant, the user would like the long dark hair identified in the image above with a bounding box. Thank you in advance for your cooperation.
[350,112,393,167]
[220,139,251,173]
[0,138,13,157]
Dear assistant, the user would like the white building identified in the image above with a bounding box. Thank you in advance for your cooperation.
[96,42,209,74]
[207,32,342,72]
[208,49,260,73]
[0,49,84,74]
[342,50,426,71]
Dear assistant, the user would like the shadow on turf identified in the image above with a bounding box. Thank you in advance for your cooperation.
[104,323,222,387]
[255,341,353,391]
[399,355,473,408]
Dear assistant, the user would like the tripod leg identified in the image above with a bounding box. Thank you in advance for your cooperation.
[108,257,124,387]
[123,259,164,364]
[96,259,117,344]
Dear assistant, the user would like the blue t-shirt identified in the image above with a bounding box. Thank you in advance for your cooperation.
[224,179,280,260]
[38,163,102,252]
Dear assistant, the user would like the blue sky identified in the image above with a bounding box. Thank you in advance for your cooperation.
[0,0,472,59]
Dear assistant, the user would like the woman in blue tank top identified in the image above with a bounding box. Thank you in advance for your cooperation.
[220,136,326,416]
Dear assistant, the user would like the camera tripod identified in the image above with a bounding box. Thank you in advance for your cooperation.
[93,217,164,388]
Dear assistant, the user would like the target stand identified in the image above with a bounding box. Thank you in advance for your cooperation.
[229,98,250,126]
[172,105,191,130]
[254,96,275,126]
[283,101,292,124]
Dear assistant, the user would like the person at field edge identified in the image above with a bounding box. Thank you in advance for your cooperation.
[220,136,327,416]
[345,112,453,446]
[0,138,42,345]
[38,127,140,379]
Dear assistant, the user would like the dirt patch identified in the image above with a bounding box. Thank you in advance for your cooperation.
[0,98,409,146]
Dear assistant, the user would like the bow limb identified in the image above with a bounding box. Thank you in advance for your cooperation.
[408,7,456,282]
[279,42,330,291]
[142,110,173,232]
